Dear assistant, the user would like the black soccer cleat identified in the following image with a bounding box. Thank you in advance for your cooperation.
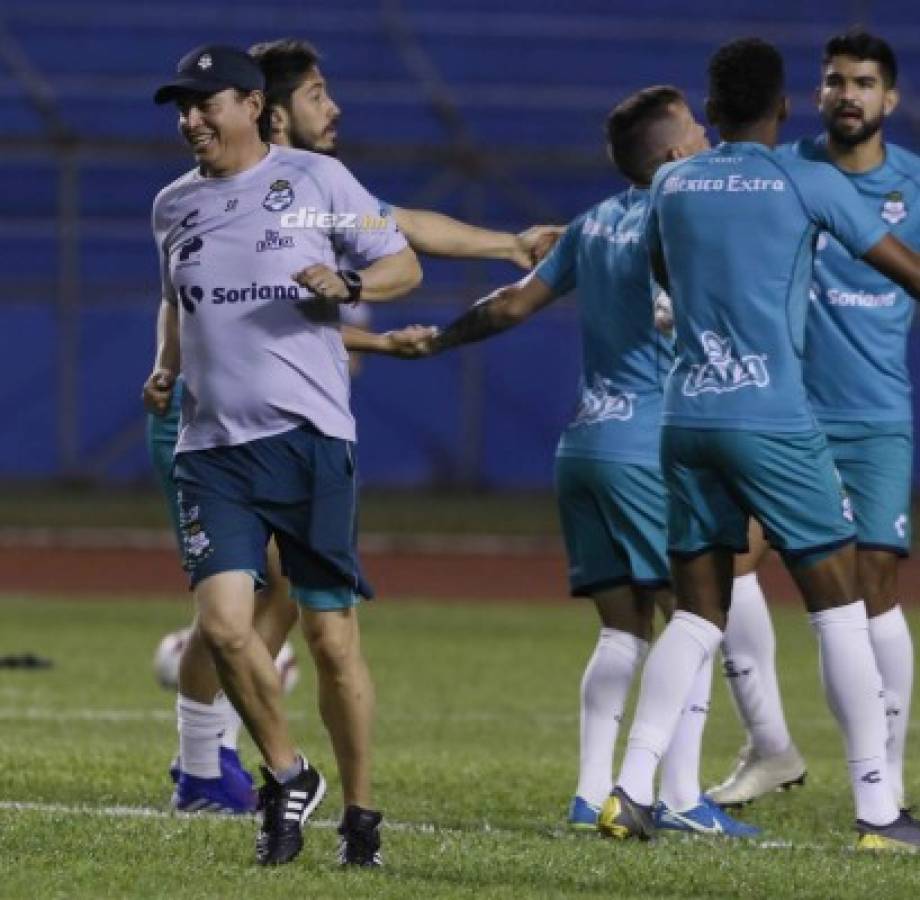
[337,805,384,867]
[598,786,656,841]
[856,809,920,853]
[255,762,326,866]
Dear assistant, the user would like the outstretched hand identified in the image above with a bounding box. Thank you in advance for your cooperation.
[382,325,440,358]
[512,225,564,269]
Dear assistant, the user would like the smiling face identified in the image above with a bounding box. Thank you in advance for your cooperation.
[285,66,341,154]
[819,55,897,147]
[176,88,263,175]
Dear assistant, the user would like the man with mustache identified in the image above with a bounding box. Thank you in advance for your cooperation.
[711,30,919,816]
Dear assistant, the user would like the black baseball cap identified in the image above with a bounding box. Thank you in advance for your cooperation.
[154,44,265,105]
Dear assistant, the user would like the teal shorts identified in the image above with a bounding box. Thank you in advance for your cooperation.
[661,426,856,567]
[554,455,670,596]
[824,422,912,556]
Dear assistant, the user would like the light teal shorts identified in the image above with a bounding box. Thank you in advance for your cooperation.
[554,455,670,596]
[661,426,856,567]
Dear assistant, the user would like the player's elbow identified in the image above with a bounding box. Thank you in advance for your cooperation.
[403,249,423,293]
[386,247,423,298]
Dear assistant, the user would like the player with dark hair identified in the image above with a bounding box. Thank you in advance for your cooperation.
[599,38,920,850]
[711,29,918,812]
[404,86,757,837]
[144,43,423,866]
[147,36,559,866]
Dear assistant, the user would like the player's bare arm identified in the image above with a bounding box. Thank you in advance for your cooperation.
[342,324,438,358]
[430,272,558,353]
[142,298,180,416]
[393,207,562,269]
[292,245,421,302]
[862,234,920,300]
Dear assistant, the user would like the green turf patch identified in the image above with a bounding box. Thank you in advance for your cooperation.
[1,596,917,898]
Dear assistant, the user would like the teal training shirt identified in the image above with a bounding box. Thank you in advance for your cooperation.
[535,188,672,465]
[777,137,919,428]
[646,141,888,432]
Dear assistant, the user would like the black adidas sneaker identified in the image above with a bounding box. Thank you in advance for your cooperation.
[337,805,383,867]
[255,762,326,865]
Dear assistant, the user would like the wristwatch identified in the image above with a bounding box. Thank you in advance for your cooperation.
[337,268,363,303]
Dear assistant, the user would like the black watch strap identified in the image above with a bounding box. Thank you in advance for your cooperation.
[337,268,363,302]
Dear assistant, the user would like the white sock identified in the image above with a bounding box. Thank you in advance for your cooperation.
[810,601,898,826]
[868,605,914,809]
[214,692,243,752]
[617,611,723,807]
[721,573,792,756]
[177,694,223,778]
[575,628,648,807]
[659,652,712,812]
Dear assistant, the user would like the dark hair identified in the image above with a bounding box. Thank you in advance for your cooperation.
[824,28,897,87]
[605,85,686,185]
[708,38,784,128]
[248,38,322,140]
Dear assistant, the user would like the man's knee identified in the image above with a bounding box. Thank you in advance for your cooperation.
[198,615,251,657]
[302,610,361,674]
[857,550,900,615]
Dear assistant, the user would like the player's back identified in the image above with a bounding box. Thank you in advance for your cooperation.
[648,141,886,432]
[537,189,672,465]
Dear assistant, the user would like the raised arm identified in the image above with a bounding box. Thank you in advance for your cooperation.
[393,207,562,270]
[431,271,559,353]
[862,234,920,300]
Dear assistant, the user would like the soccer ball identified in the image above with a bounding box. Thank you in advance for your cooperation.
[153,627,300,694]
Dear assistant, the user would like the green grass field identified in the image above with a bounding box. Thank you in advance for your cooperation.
[1,595,918,899]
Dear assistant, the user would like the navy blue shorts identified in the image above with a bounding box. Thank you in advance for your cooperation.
[172,424,373,601]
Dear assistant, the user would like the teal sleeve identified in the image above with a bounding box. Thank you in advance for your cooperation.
[533,215,584,294]
[796,161,888,258]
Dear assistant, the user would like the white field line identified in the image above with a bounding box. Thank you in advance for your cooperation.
[0,527,561,556]
[0,800,832,850]
[0,706,576,725]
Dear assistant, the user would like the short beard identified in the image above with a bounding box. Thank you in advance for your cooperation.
[824,110,884,148]
[290,128,338,157]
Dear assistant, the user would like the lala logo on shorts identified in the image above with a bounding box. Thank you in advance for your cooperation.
[683,332,769,397]
[571,374,636,426]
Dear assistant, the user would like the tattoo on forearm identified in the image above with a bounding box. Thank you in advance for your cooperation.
[435,297,510,351]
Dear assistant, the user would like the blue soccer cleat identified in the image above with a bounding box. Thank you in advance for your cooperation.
[171,750,259,814]
[169,748,255,788]
[567,795,600,831]
[653,795,761,837]
[219,747,255,788]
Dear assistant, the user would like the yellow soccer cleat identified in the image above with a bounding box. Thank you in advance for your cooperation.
[856,811,920,853]
[598,787,656,841]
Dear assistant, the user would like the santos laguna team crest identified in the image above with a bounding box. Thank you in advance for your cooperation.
[683,331,769,397]
[881,191,907,225]
[262,179,294,212]
[572,374,636,426]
